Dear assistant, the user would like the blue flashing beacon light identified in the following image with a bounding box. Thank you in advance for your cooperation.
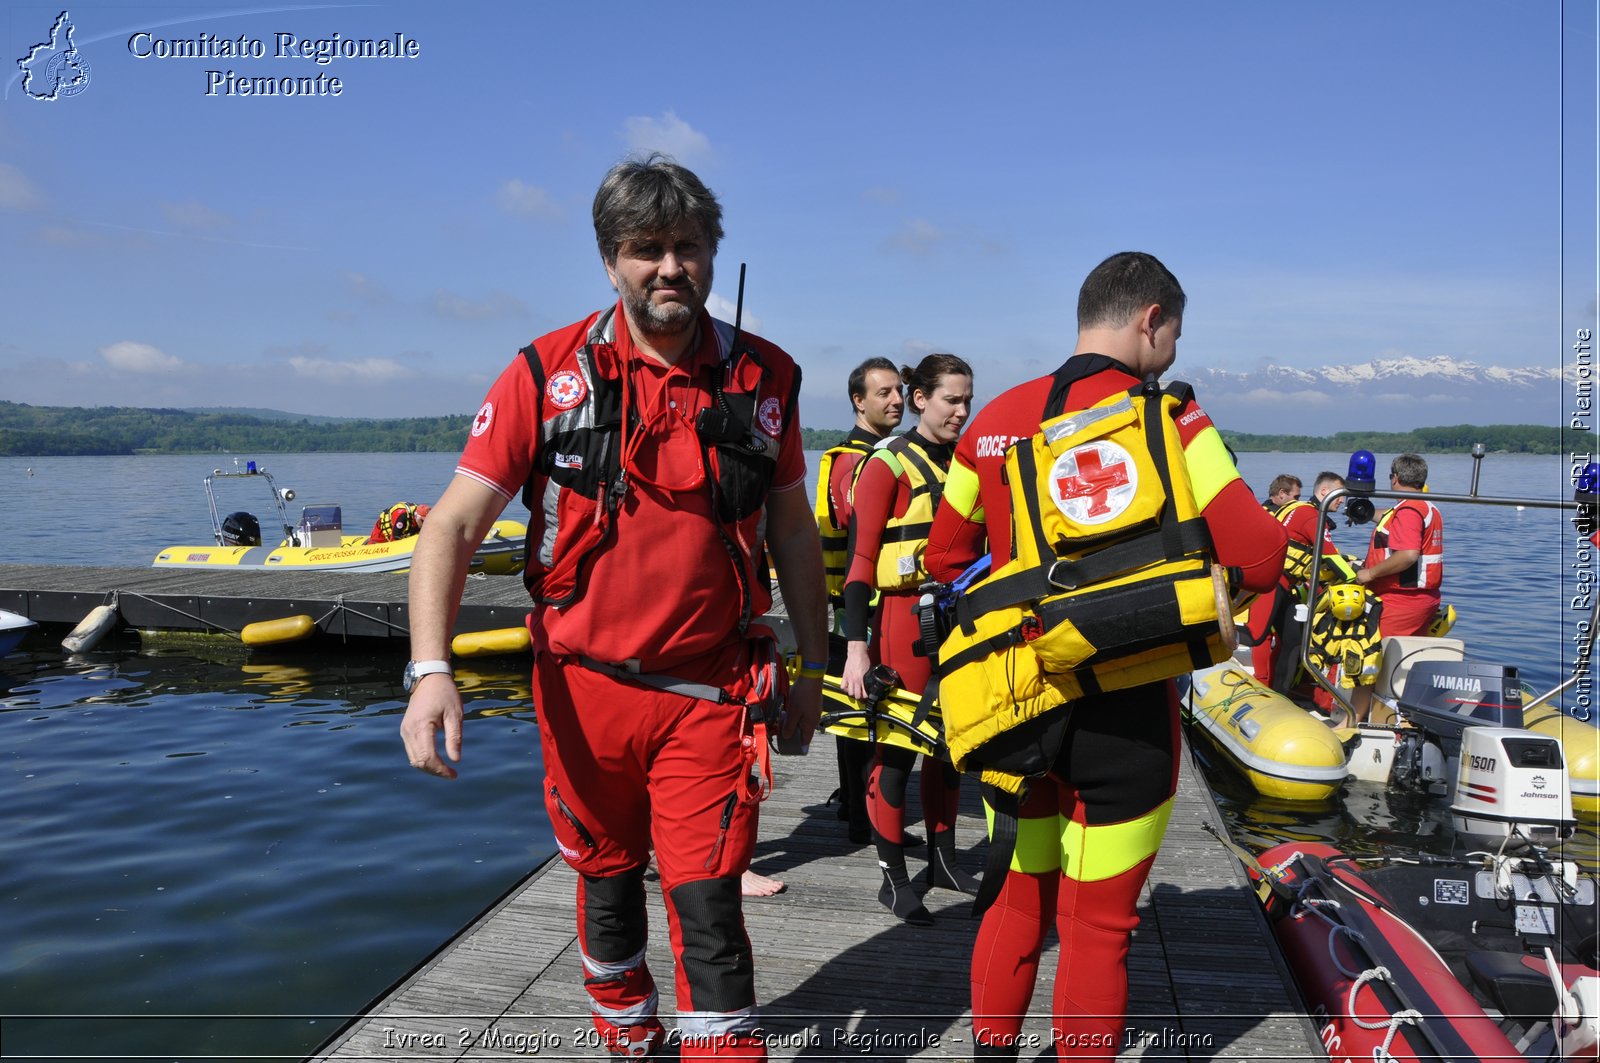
[246,460,258,474]
[1346,450,1376,494]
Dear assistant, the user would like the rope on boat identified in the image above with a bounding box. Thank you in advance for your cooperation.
[1286,855,1424,1061]
[1346,967,1422,1060]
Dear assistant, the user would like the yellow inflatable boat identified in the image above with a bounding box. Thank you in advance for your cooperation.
[152,462,526,574]
[1184,660,1350,802]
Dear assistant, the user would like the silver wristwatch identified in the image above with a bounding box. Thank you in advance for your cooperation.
[403,659,453,692]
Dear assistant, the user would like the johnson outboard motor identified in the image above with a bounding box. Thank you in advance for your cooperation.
[221,511,261,547]
[1398,660,1574,837]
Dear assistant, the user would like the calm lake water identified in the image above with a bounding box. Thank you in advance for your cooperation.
[1,448,1595,1061]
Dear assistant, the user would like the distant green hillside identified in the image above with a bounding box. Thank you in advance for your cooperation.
[0,401,472,455]
[1219,423,1567,455]
[182,406,356,425]
[0,401,1569,457]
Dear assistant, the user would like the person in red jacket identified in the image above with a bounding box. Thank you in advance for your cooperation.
[840,353,978,924]
[1350,453,1443,722]
[925,252,1286,1060]
[1247,470,1344,688]
[399,156,827,1062]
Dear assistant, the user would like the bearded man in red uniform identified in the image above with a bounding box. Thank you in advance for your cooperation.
[400,156,827,1061]
[925,251,1286,1059]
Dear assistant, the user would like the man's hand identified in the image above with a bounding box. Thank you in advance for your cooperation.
[782,673,823,753]
[399,672,464,779]
[840,640,872,699]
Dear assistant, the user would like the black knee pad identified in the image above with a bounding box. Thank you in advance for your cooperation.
[581,867,647,962]
[665,876,754,1013]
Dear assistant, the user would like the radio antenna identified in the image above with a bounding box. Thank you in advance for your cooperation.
[729,263,747,353]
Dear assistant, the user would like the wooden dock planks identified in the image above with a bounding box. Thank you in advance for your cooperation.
[308,736,1322,1062]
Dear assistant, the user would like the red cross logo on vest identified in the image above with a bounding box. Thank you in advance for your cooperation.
[471,401,494,437]
[1049,441,1138,525]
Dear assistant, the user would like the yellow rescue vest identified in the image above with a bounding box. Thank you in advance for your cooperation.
[859,434,947,593]
[937,375,1233,793]
[1269,499,1318,586]
[814,436,878,601]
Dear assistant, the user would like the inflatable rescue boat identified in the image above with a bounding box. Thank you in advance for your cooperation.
[1188,636,1600,826]
[152,462,527,574]
[1185,659,1349,802]
[1252,841,1600,1062]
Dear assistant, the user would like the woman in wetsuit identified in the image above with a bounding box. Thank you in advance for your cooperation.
[840,353,977,924]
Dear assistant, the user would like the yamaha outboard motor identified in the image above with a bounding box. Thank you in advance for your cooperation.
[221,511,261,547]
[1397,660,1574,837]
[1396,660,1525,739]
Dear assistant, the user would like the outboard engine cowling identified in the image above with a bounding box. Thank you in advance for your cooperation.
[1396,660,1523,742]
[1451,727,1574,839]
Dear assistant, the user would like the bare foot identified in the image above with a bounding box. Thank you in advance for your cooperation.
[741,870,786,897]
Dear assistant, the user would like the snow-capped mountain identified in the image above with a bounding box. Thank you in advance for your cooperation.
[1178,356,1570,436]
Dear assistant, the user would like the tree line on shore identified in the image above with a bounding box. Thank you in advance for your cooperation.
[0,400,1568,457]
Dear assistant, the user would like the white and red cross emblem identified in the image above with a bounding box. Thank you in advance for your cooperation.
[546,370,588,411]
[1048,441,1137,525]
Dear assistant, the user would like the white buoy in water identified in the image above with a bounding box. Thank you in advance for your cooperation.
[62,604,120,654]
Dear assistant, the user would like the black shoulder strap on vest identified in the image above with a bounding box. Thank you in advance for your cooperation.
[1043,353,1124,419]
[889,434,946,517]
[518,342,546,513]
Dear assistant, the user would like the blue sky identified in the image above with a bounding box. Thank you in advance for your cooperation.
[1,1,1594,432]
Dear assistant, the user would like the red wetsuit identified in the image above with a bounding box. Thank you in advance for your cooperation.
[1248,500,1338,686]
[926,356,1285,1059]
[842,430,960,855]
[457,301,804,1059]
[1364,496,1443,638]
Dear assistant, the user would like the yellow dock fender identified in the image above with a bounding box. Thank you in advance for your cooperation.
[451,626,532,658]
[240,614,315,646]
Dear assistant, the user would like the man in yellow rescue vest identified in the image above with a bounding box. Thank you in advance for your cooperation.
[813,357,904,843]
[925,251,1287,1060]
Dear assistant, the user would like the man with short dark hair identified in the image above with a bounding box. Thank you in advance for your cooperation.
[400,155,827,1061]
[814,356,903,843]
[926,251,1286,1059]
[1265,473,1302,509]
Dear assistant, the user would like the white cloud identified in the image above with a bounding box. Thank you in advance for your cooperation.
[496,178,560,219]
[432,289,527,321]
[622,110,713,165]
[886,218,944,256]
[159,201,234,231]
[0,162,42,210]
[705,293,762,333]
[287,356,415,383]
[100,340,182,373]
[343,271,391,305]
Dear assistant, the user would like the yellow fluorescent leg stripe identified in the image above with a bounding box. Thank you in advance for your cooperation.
[1183,426,1240,510]
[983,800,1065,875]
[1059,799,1175,881]
[942,461,981,520]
